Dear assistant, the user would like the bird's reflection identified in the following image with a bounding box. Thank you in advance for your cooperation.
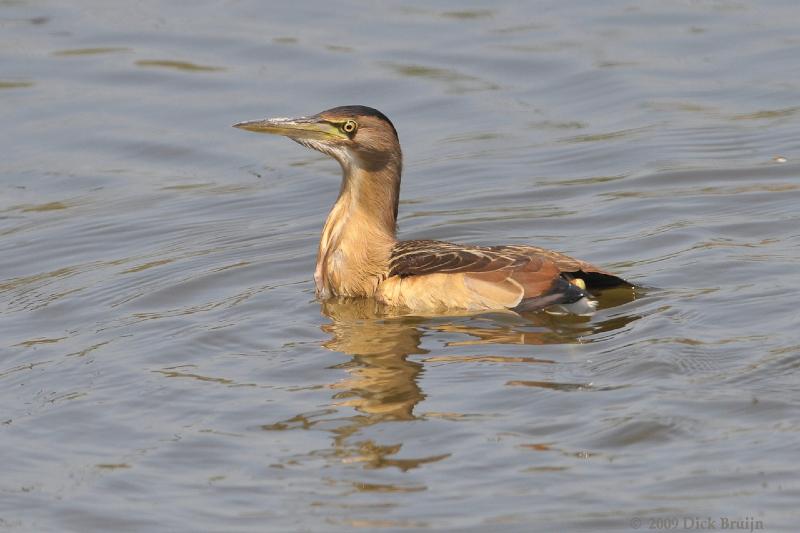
[323,300,426,423]
[263,287,640,471]
[315,299,445,470]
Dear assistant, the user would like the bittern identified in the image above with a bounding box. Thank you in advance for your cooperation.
[234,105,630,314]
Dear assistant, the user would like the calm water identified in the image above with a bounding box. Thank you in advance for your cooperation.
[2,1,799,531]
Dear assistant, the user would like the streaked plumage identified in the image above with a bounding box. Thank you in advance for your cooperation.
[234,105,631,314]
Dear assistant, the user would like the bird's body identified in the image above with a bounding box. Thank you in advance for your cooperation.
[234,105,630,314]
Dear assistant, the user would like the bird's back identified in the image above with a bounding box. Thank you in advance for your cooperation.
[377,240,627,312]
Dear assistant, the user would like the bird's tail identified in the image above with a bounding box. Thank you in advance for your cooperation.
[513,276,597,315]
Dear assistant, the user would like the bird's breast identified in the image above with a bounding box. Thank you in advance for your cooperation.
[316,246,384,298]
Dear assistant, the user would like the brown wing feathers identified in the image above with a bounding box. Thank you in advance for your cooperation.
[386,239,629,311]
[390,240,535,277]
[389,240,626,288]
[387,240,576,311]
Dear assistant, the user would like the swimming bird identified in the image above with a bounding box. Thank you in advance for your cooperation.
[234,105,630,314]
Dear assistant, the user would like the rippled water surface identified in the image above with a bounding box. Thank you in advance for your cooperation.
[2,1,799,531]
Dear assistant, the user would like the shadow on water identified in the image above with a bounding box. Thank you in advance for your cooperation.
[262,288,641,471]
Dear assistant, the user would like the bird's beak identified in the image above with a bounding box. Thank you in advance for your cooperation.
[232,115,341,140]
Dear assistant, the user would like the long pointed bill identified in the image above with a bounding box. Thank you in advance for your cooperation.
[232,116,342,141]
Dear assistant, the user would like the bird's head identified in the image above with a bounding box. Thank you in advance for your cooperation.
[234,105,401,173]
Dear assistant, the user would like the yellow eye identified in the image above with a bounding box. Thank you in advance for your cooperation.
[341,120,358,134]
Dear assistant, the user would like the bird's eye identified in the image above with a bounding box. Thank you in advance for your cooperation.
[341,120,358,134]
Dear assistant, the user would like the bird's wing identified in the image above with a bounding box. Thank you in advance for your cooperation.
[389,240,628,288]
[389,240,528,276]
[492,244,628,288]
[384,240,608,312]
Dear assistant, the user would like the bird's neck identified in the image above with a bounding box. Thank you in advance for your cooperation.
[316,159,401,298]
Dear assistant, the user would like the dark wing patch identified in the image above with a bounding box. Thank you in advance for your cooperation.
[389,240,534,277]
[389,240,629,288]
[492,244,629,287]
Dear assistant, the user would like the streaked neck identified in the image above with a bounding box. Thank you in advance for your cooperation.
[316,157,401,297]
